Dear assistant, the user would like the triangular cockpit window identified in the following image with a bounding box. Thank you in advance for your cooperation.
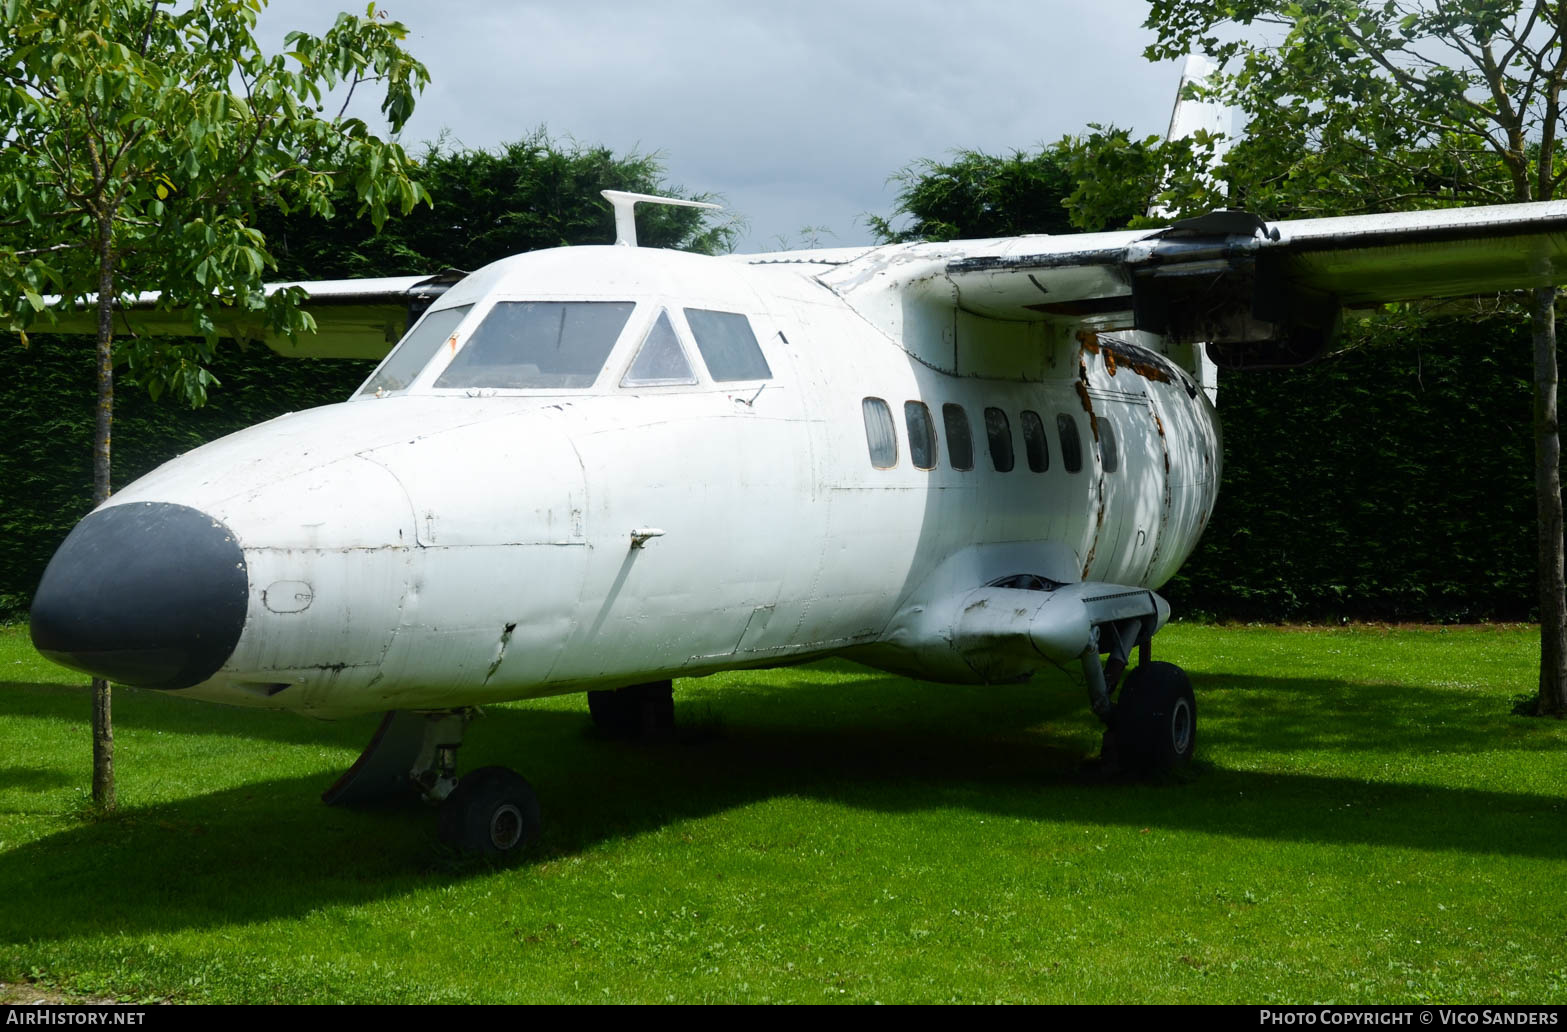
[621,310,697,387]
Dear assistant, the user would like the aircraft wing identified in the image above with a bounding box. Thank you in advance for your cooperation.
[36,272,460,359]
[826,201,1567,366]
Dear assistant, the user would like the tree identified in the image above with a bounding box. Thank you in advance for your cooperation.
[255,130,738,280]
[1141,0,1567,716]
[0,0,432,809]
[868,144,1152,244]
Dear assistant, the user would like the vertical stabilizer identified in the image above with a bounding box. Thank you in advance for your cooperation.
[1149,54,1235,220]
[1151,54,1235,406]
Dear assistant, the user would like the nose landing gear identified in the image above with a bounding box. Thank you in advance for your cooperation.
[436,765,541,857]
[323,708,540,858]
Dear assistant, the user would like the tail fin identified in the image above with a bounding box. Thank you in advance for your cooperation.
[1152,55,1234,405]
[1148,54,1235,220]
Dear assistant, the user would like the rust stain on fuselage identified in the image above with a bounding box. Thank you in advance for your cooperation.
[1078,330,1174,385]
[1077,350,1107,579]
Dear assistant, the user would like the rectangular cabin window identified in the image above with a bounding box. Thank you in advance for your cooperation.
[1057,413,1083,473]
[942,404,974,471]
[359,305,473,395]
[433,301,634,390]
[984,407,1014,472]
[622,309,697,386]
[862,397,897,468]
[905,401,937,470]
[1099,418,1120,473]
[1021,410,1050,472]
[684,308,772,381]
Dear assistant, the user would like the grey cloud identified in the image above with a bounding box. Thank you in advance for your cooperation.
[255,0,1185,250]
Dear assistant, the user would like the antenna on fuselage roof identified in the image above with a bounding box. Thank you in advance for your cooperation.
[601,190,722,248]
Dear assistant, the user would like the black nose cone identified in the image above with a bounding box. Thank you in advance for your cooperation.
[30,502,249,690]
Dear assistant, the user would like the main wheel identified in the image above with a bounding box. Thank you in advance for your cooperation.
[1115,661,1196,773]
[437,765,541,857]
[588,681,674,738]
[588,689,638,735]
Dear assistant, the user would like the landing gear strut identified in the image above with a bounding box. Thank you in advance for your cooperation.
[323,708,540,857]
[1081,623,1196,773]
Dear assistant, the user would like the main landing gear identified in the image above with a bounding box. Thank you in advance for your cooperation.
[322,709,540,858]
[1081,625,1196,774]
[587,679,676,739]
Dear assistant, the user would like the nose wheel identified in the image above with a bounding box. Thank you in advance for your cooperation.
[324,708,541,857]
[437,765,541,857]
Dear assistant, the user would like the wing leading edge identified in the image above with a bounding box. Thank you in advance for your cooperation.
[823,201,1567,369]
[37,272,460,359]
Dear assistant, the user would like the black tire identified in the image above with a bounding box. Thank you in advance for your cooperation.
[437,765,541,857]
[588,681,674,738]
[588,689,637,735]
[1115,661,1196,773]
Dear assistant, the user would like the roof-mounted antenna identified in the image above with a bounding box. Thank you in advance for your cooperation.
[601,190,722,248]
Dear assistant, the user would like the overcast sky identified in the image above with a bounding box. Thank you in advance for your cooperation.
[254,1,1186,252]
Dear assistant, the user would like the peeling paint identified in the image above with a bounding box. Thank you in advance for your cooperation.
[1074,361,1100,442]
[484,622,517,683]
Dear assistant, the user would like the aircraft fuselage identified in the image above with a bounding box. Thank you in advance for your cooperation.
[31,245,1221,717]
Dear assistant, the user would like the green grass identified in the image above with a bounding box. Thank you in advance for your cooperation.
[0,622,1563,1003]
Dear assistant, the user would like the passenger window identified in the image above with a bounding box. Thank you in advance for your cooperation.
[1099,419,1120,472]
[360,304,473,395]
[435,301,634,389]
[1057,413,1083,474]
[622,310,696,386]
[905,401,937,470]
[862,397,897,468]
[1021,410,1050,473]
[985,407,1014,472]
[684,308,772,381]
[942,403,973,471]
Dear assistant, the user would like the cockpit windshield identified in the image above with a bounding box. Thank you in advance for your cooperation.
[359,304,473,395]
[434,301,635,390]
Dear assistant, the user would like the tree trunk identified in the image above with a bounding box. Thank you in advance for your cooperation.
[1531,286,1567,717]
[92,215,116,809]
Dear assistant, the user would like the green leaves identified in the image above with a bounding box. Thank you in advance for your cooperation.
[252,131,736,280]
[1144,0,1545,213]
[0,0,431,402]
[869,144,1145,243]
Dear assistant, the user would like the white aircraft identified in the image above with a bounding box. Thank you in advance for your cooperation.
[23,69,1567,854]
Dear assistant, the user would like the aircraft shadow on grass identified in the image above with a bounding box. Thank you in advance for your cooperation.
[0,665,1561,943]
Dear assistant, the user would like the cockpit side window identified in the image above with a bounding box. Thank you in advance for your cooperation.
[359,304,473,395]
[621,310,697,387]
[434,301,635,389]
[684,309,772,382]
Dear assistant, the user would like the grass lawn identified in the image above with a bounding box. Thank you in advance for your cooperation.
[0,621,1562,1004]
